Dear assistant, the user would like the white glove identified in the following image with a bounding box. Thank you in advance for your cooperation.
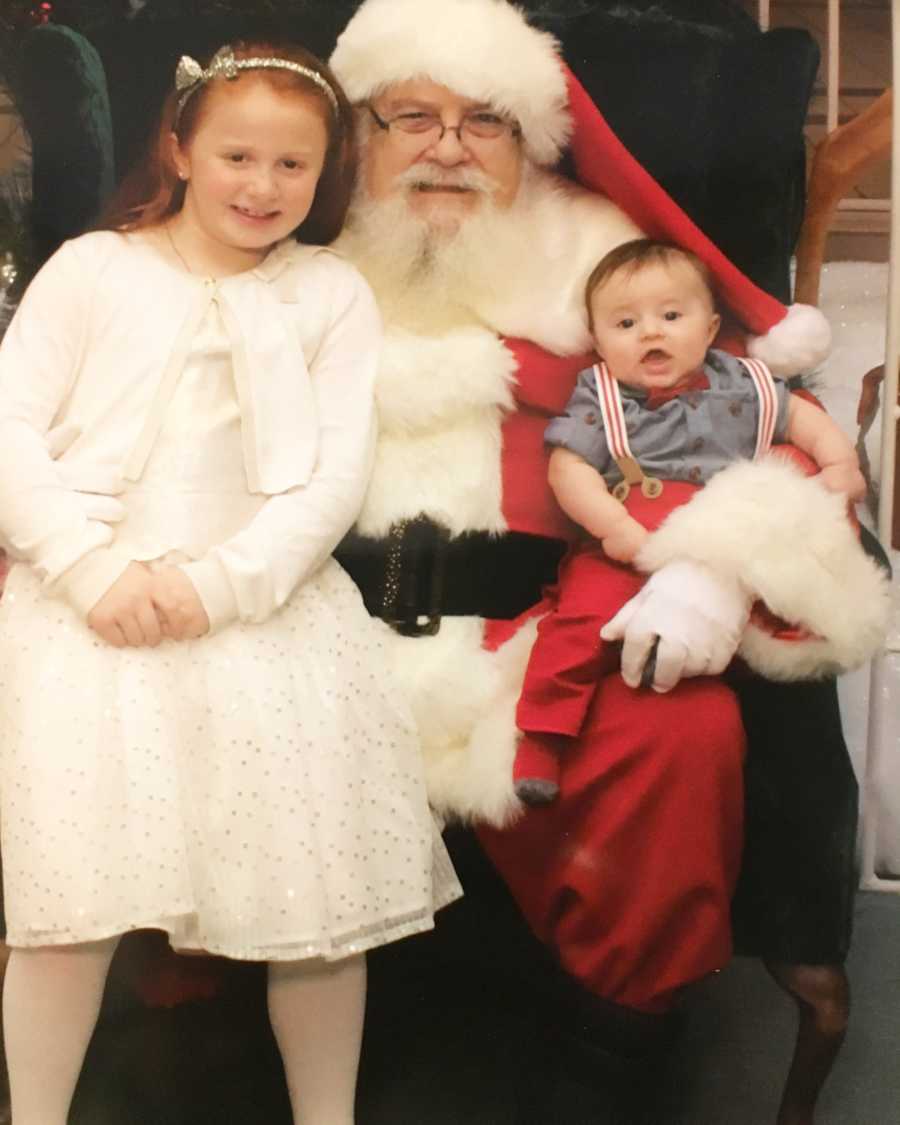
[600,559,751,693]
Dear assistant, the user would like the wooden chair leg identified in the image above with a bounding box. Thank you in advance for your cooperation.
[764,960,849,1125]
[793,88,892,307]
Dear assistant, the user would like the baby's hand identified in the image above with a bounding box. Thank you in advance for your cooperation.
[87,561,163,648]
[819,461,867,503]
[148,565,210,641]
[601,518,650,564]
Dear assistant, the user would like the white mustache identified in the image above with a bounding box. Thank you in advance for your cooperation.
[395,164,498,193]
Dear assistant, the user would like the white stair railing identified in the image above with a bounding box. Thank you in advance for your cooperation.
[758,1,897,889]
[861,0,899,893]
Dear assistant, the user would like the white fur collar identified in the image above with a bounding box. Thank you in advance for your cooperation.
[474,173,643,355]
[356,327,516,537]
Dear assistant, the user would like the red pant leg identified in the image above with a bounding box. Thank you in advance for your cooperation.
[516,544,644,738]
[480,673,745,1013]
[515,479,702,740]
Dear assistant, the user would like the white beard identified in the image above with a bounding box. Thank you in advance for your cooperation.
[337,161,644,354]
[336,163,545,333]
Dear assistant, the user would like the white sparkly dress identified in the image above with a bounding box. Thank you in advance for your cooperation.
[0,293,461,959]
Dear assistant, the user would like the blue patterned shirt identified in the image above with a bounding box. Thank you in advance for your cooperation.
[544,348,790,487]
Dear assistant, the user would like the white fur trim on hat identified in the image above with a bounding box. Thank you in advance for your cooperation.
[747,303,832,377]
[330,0,571,165]
[634,455,890,680]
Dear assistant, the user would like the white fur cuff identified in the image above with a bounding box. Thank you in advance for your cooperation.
[635,456,891,679]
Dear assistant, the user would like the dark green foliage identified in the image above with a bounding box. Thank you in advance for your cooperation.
[19,24,115,262]
[0,192,35,300]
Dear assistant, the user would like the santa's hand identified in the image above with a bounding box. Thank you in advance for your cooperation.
[600,559,751,692]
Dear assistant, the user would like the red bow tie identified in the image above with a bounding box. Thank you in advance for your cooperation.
[644,369,710,410]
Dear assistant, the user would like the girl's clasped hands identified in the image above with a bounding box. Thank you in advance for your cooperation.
[86,560,209,647]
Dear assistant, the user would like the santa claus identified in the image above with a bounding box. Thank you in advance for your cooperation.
[329,0,884,1119]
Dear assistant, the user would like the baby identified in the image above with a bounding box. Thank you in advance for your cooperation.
[513,238,864,805]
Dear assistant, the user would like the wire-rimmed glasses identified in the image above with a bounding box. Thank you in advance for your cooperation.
[368,105,519,147]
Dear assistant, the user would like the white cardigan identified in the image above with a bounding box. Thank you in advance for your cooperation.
[0,231,380,630]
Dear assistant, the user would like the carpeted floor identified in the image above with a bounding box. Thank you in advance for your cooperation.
[678,891,900,1125]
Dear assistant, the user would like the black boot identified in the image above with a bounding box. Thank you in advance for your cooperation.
[516,980,682,1125]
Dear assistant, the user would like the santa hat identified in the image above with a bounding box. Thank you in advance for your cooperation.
[330,0,571,167]
[331,0,830,375]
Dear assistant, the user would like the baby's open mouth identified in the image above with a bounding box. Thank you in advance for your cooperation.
[642,348,670,362]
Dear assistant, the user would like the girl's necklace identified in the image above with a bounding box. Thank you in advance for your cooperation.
[163,221,264,279]
[165,222,194,275]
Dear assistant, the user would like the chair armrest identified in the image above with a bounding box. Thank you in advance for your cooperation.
[860,523,893,578]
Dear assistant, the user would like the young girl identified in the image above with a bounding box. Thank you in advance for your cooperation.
[0,40,460,1125]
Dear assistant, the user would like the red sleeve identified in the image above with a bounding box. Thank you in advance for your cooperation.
[504,338,594,414]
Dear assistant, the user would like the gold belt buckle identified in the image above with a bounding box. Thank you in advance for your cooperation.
[382,517,448,636]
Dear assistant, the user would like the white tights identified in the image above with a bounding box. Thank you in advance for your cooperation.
[268,955,366,1125]
[3,939,118,1125]
[2,940,366,1125]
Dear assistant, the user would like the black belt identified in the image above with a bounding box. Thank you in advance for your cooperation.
[334,517,566,636]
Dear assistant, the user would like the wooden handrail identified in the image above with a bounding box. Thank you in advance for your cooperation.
[794,89,892,307]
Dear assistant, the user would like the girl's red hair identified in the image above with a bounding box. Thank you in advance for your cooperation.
[97,41,356,246]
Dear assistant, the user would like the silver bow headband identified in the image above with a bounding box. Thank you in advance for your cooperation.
[174,45,339,124]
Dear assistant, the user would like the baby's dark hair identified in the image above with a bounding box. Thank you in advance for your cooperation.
[585,239,717,332]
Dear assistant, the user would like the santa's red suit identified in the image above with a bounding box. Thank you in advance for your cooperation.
[330,0,888,1015]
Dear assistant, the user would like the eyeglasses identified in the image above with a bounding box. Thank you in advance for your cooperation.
[368,105,519,146]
